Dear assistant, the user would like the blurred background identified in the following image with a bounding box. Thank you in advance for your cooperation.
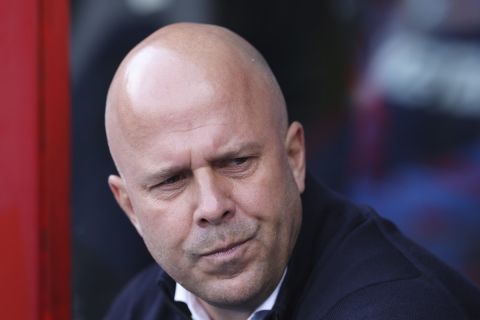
[71,0,480,318]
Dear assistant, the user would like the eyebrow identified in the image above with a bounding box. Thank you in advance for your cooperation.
[208,141,262,163]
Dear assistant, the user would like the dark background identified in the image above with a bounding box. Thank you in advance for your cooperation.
[71,0,480,318]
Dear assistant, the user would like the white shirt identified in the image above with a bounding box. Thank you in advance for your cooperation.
[174,269,287,320]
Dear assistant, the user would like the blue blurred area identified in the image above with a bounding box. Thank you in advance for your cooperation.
[71,0,480,318]
[343,0,480,286]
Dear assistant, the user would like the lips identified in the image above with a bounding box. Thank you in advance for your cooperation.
[194,236,255,274]
[200,237,251,257]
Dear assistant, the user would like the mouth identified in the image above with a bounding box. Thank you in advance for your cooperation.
[193,236,256,275]
[200,237,252,258]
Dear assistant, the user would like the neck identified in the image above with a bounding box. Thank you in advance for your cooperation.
[198,299,251,320]
[175,269,287,319]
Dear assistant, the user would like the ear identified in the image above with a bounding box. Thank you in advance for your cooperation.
[285,121,306,193]
[108,174,143,237]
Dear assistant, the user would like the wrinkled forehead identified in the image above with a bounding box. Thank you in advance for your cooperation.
[106,42,283,173]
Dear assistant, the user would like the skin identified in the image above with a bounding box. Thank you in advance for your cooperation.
[105,23,306,320]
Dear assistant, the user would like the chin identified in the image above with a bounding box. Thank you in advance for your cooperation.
[195,266,277,310]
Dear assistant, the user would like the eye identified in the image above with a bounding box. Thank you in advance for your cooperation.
[152,172,189,190]
[218,157,250,169]
[216,156,257,177]
[161,174,184,185]
[229,157,249,166]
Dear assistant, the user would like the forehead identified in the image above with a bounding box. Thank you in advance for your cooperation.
[112,45,280,175]
[119,104,275,184]
[118,45,270,130]
[123,46,217,116]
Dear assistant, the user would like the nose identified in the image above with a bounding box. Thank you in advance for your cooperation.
[193,169,235,227]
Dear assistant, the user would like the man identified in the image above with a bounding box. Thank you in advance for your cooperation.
[104,23,480,319]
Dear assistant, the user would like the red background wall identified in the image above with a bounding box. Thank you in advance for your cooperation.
[0,0,70,319]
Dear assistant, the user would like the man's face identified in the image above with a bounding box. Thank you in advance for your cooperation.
[108,47,305,310]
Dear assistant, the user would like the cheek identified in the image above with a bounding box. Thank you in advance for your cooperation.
[234,162,290,222]
[233,177,272,218]
[132,196,193,265]
[235,156,301,243]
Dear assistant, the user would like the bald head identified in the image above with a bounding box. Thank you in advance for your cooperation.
[104,24,306,318]
[105,23,288,174]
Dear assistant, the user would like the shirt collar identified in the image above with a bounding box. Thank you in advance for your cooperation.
[174,269,287,320]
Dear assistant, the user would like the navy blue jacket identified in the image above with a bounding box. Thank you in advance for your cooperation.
[105,178,480,319]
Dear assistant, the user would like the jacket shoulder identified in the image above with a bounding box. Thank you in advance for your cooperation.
[321,276,468,320]
[104,263,187,320]
[297,182,480,319]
